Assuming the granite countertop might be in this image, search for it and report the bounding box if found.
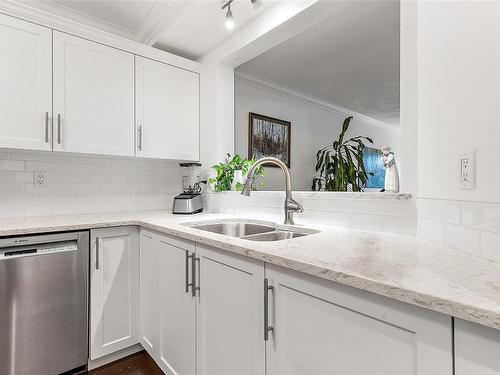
[1,210,499,330]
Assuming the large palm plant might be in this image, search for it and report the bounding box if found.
[312,116,373,191]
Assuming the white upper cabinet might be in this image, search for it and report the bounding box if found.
[53,31,135,156]
[0,14,200,159]
[0,14,52,151]
[135,56,200,161]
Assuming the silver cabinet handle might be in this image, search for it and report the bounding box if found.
[57,114,62,144]
[95,237,100,270]
[44,112,49,143]
[185,250,194,293]
[192,256,200,298]
[138,126,143,151]
[264,278,274,341]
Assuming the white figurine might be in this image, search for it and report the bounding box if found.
[381,146,399,193]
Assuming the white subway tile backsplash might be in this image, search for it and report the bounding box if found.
[299,210,351,228]
[383,215,417,235]
[336,199,366,213]
[417,198,500,261]
[0,172,10,183]
[350,213,385,232]
[431,200,461,224]
[25,161,53,172]
[461,201,500,234]
[0,205,24,217]
[365,200,401,216]
[481,231,500,262]
[418,218,445,244]
[66,174,90,184]
[416,199,432,219]
[0,160,25,171]
[445,224,481,256]
[206,192,416,235]
[0,149,181,218]
[399,200,418,217]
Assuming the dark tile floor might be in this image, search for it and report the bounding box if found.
[89,351,163,375]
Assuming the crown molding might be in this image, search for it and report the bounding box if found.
[235,70,400,132]
[24,0,137,39]
[0,0,200,73]
[139,1,193,46]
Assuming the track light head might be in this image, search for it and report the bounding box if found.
[225,4,234,29]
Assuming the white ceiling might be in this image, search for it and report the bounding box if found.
[237,0,400,126]
[153,0,274,59]
[22,0,274,59]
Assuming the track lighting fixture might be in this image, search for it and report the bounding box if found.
[225,2,234,29]
[222,0,258,30]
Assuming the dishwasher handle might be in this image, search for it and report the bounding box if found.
[4,248,37,257]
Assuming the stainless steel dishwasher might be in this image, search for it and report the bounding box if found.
[0,231,89,375]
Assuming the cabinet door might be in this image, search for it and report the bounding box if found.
[266,264,452,375]
[139,229,159,357]
[0,14,52,151]
[53,31,134,156]
[455,319,500,375]
[90,227,139,359]
[136,56,199,160]
[196,245,265,375]
[157,234,196,375]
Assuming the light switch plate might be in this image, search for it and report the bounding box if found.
[459,151,475,189]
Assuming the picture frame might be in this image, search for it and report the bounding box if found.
[248,112,291,168]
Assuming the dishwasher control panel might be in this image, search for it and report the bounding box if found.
[0,241,78,259]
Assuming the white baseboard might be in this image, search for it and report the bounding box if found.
[87,344,144,371]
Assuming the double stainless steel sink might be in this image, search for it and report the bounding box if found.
[184,220,317,242]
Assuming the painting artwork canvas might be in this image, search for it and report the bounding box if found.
[248,113,291,167]
[363,147,385,189]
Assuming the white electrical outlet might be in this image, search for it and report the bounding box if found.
[33,171,46,187]
[459,151,476,189]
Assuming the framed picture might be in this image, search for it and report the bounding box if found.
[248,113,291,167]
[363,147,385,190]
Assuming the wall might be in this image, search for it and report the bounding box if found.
[417,2,500,203]
[407,2,500,262]
[234,78,401,191]
[0,149,181,218]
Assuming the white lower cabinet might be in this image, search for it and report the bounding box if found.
[139,230,197,375]
[196,245,265,375]
[265,264,453,375]
[90,227,140,360]
[454,319,500,375]
[136,230,456,375]
[139,231,264,375]
[139,230,159,356]
[157,235,197,375]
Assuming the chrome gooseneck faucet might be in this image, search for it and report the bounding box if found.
[241,156,303,225]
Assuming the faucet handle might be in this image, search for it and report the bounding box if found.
[286,197,303,213]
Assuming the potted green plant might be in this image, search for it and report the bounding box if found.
[209,153,264,192]
[312,116,373,192]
